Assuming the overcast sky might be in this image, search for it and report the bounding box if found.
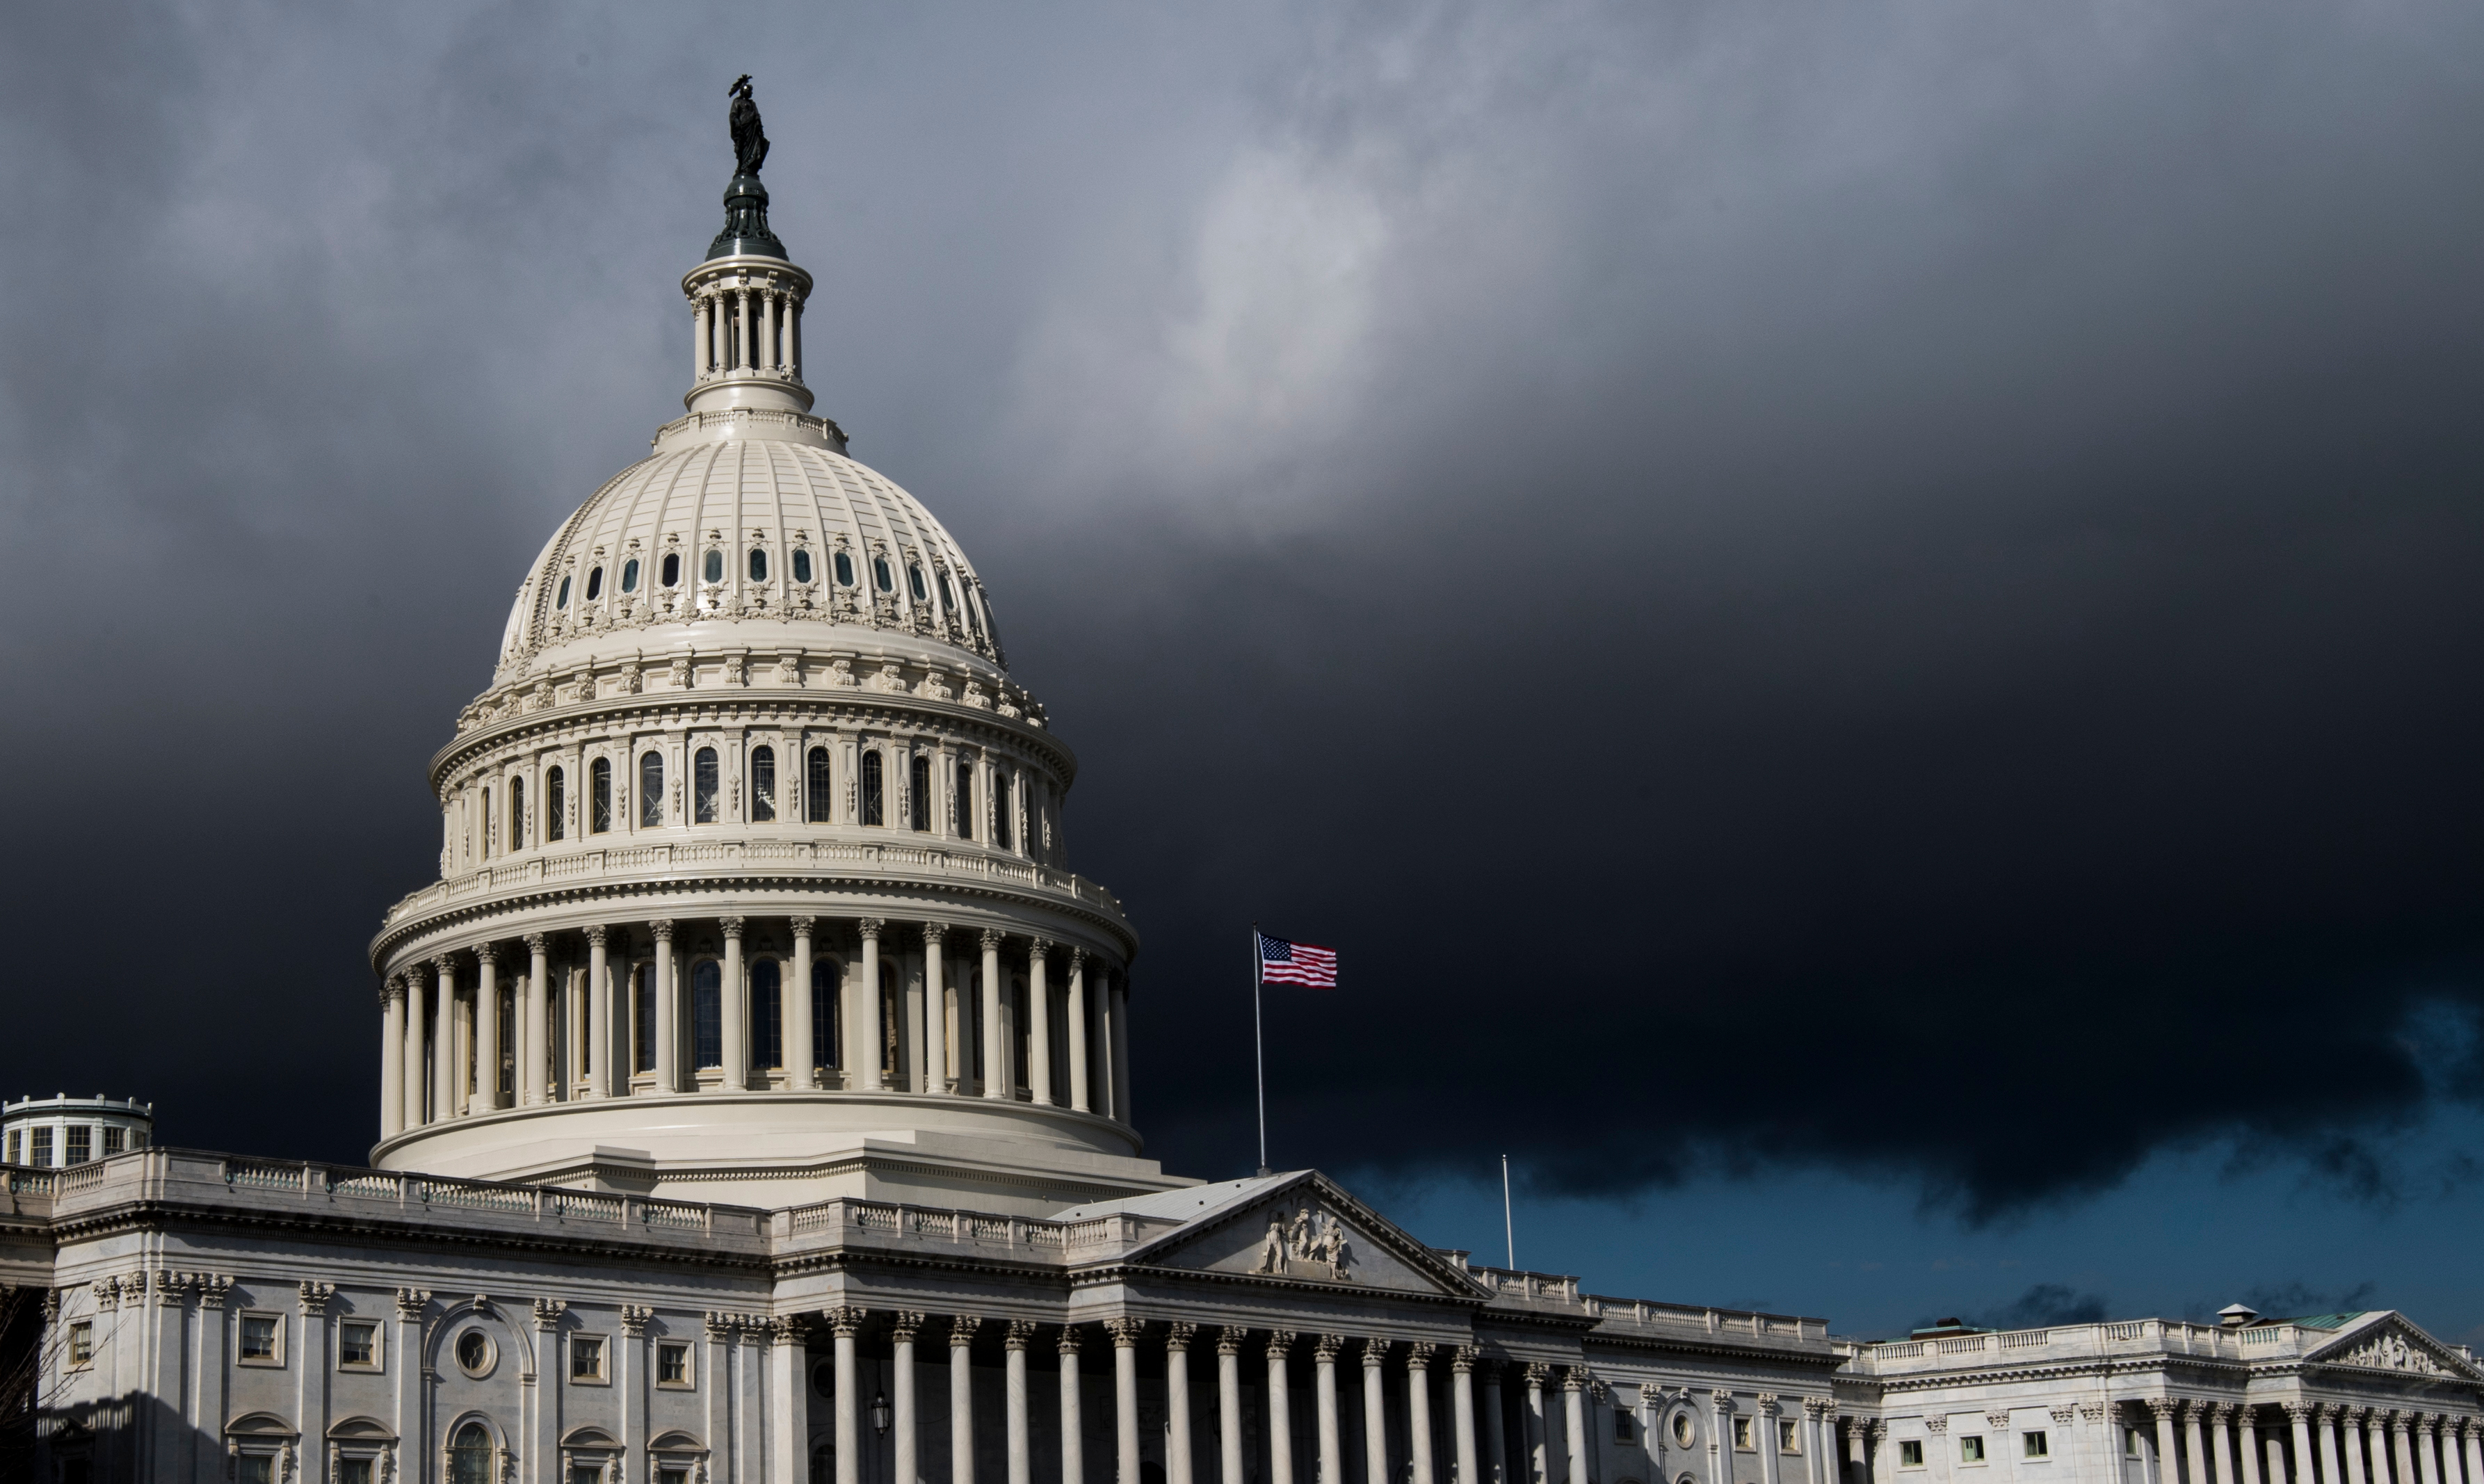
[7,1,2484,1339]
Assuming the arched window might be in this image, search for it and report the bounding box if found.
[860,752,885,827]
[993,773,1013,850]
[833,551,855,586]
[751,746,776,822]
[480,787,493,858]
[590,759,611,833]
[909,756,930,831]
[703,549,724,584]
[751,959,782,1070]
[447,1423,494,1484]
[953,761,974,838]
[792,549,813,583]
[693,960,723,1070]
[749,548,768,582]
[555,575,572,609]
[621,557,640,593]
[813,960,839,1072]
[661,551,681,588]
[806,748,833,823]
[908,564,928,602]
[585,566,604,601]
[640,752,664,828]
[546,766,566,841]
[633,962,656,1073]
[693,748,719,823]
[812,1442,836,1484]
[508,776,526,851]
[873,556,894,592]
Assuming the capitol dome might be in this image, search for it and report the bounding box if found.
[366,144,1171,1215]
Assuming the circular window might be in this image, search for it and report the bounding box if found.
[555,575,571,609]
[792,549,813,583]
[908,565,928,602]
[662,551,681,588]
[703,549,725,584]
[585,566,604,601]
[749,549,769,582]
[1672,1413,1694,1447]
[833,551,855,586]
[873,557,894,592]
[455,1328,494,1377]
[621,558,640,593]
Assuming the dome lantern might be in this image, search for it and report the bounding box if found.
[681,76,815,424]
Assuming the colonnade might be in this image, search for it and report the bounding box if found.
[378,917,1131,1139]
[806,1316,1554,1484]
[693,279,801,384]
[2134,1401,2484,1484]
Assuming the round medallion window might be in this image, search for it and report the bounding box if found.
[1672,1413,1694,1447]
[455,1328,495,1377]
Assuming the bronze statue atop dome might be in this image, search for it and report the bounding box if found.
[708,75,786,260]
[729,73,769,175]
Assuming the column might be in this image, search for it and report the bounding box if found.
[720,917,749,1090]
[1267,1331,1298,1484]
[2346,1412,2373,1484]
[2191,1406,2216,1484]
[403,966,428,1127]
[2289,1408,2321,1484]
[1567,1373,1592,1484]
[2242,1409,2266,1484]
[1528,1367,1552,1484]
[2401,1415,2423,1484]
[981,930,1007,1098]
[736,288,752,371]
[478,943,506,1111]
[2422,1419,2446,1484]
[2460,1420,2482,1484]
[830,1307,866,1484]
[2150,1404,2181,1484]
[524,933,549,1105]
[1167,1324,1197,1484]
[1088,962,1113,1119]
[1221,1328,1249,1484]
[1008,1321,1037,1484]
[1484,1363,1508,1484]
[2317,1409,2344,1484]
[652,921,678,1091]
[694,296,711,380]
[1411,1345,1439,1484]
[1114,1320,1147,1484]
[2271,1435,2292,1484]
[2209,1407,2240,1484]
[922,925,948,1093]
[431,955,458,1120]
[762,289,779,372]
[790,918,818,1090]
[379,978,406,1138]
[1314,1337,1344,1484]
[1029,942,1054,1105]
[894,1312,924,1484]
[953,1317,983,1484]
[771,1318,805,1484]
[1066,950,1091,1112]
[860,919,887,1090]
[1365,1341,1392,1484]
[1108,974,1134,1122]
[1453,1349,1481,1484]
[1060,1326,1086,1484]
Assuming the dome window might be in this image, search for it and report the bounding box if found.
[620,558,640,593]
[750,745,776,821]
[589,759,612,833]
[962,593,983,636]
[873,557,894,592]
[703,549,724,584]
[693,747,720,824]
[585,566,604,602]
[806,747,834,822]
[661,552,681,588]
[860,751,885,826]
[639,752,663,828]
[748,549,768,582]
[833,551,855,586]
[792,549,813,583]
[555,576,572,609]
[940,574,958,611]
[908,564,928,602]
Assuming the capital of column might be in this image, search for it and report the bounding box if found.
[586,924,611,947]
[2284,1404,2314,1423]
[1848,1418,1871,1439]
[430,953,456,976]
[1868,1421,1891,1442]
[889,1310,926,1344]
[380,975,404,1008]
[1987,1410,2012,1431]
[1265,1330,1298,1360]
[1107,1317,1147,1348]
[1362,1338,1389,1369]
[823,1305,869,1337]
[720,916,746,940]
[1526,1363,1554,1389]
[2392,1413,2417,1437]
[767,1316,806,1348]
[1452,1345,1478,1373]
[475,941,501,967]
[1067,946,1086,971]
[1030,937,1052,963]
[1006,1318,1039,1350]
[981,927,1006,951]
[523,932,547,953]
[922,921,947,949]
[1924,1417,1949,1436]
[2207,1403,2234,1426]
[1216,1326,1248,1357]
[392,1287,430,1319]
[650,919,675,943]
[1408,1341,1437,1369]
[620,1305,653,1337]
[949,1315,983,1348]
[790,916,816,939]
[1314,1334,1345,1362]
[1165,1321,1197,1351]
[1059,1325,1085,1356]
[2076,1404,2106,1426]
[858,917,884,942]
[298,1280,335,1316]
[531,1297,567,1331]
[2145,1399,2177,1422]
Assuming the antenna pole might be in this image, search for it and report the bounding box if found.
[1501,1154,1515,1270]
[1253,924,1270,1177]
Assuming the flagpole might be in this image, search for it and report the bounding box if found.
[1252,923,1270,1176]
[1501,1154,1515,1270]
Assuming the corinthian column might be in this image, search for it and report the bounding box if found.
[1112,1320,1147,1484]
[431,955,458,1120]
[1410,1344,1438,1484]
[923,924,948,1093]
[2316,1408,2344,1484]
[828,1306,866,1484]
[475,943,502,1111]
[1364,1340,1391,1484]
[523,933,549,1105]
[2346,1411,2372,1484]
[981,929,1007,1098]
[1107,974,1133,1120]
[893,1312,924,1484]
[789,917,817,1090]
[1029,940,1054,1105]
[1220,1328,1248,1484]
[1060,1325,1086,1484]
[2184,1405,2209,1484]
[1007,1320,1037,1484]
[403,965,428,1127]
[1266,1331,1298,1484]
[379,978,406,1137]
[2401,1414,2423,1484]
[2149,1402,2181,1484]
[1314,1336,1344,1484]
[1570,1373,1595,1484]
[652,920,677,1092]
[585,926,612,1098]
[1065,949,1090,1111]
[1166,1323,1197,1484]
[2460,1419,2483,1484]
[2422,1417,2446,1484]
[952,1316,983,1484]
[859,919,886,1090]
[1453,1348,1481,1484]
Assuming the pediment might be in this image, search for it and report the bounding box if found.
[1122,1172,1487,1298]
[2306,1315,2479,1380]
[328,1417,396,1442]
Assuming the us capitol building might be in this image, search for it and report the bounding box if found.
[17,88,2484,1484]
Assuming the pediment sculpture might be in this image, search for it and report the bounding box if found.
[1255,1201,1356,1283]
[2333,1328,2449,1376]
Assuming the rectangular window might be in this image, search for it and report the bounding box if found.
[31,1128,51,1167]
[752,745,777,822]
[572,1334,608,1382]
[548,766,567,841]
[570,1469,605,1484]
[2024,1433,2049,1460]
[954,761,974,837]
[2124,1430,2143,1460]
[4,1130,16,1163]
[238,1458,275,1484]
[339,1321,379,1369]
[1615,1413,1636,1444]
[102,1127,123,1156]
[239,1314,281,1364]
[1782,1421,1801,1453]
[994,773,1013,849]
[807,748,834,823]
[67,1321,92,1366]
[634,962,658,1074]
[658,1340,692,1387]
[1961,1437,1986,1464]
[659,1469,690,1484]
[65,1126,90,1165]
[1734,1419,1755,1451]
[1901,1442,1926,1469]
[640,751,664,828]
[910,756,930,831]
[338,1462,374,1484]
[130,1129,145,1149]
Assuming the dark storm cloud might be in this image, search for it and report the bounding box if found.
[6,2,2484,1218]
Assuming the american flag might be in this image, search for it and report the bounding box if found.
[1257,932,1338,988]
